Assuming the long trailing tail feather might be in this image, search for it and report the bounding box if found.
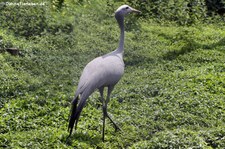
[68,96,79,136]
[68,89,91,137]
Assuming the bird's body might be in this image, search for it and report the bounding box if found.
[76,51,124,98]
[68,4,140,141]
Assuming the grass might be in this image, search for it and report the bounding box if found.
[1,1,225,148]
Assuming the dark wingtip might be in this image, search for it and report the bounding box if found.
[68,96,79,137]
[68,123,73,135]
[68,126,73,137]
[68,115,76,134]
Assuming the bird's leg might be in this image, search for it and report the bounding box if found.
[97,87,104,109]
[102,99,106,142]
[105,86,122,132]
[99,87,106,142]
[106,112,121,132]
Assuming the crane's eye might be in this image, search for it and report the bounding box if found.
[126,7,129,9]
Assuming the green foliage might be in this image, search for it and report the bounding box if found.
[206,0,225,15]
[0,0,75,38]
[0,1,47,38]
[119,0,225,25]
[131,129,208,148]
[0,0,225,148]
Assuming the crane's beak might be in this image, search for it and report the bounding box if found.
[131,8,141,14]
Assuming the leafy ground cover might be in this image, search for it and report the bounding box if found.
[0,0,225,148]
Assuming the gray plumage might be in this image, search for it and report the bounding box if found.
[68,4,141,141]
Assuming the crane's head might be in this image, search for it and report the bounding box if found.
[115,5,141,17]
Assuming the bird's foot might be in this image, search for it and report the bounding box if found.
[114,125,122,132]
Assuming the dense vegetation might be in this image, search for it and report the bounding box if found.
[0,0,225,148]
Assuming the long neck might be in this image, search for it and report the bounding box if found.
[115,13,124,53]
